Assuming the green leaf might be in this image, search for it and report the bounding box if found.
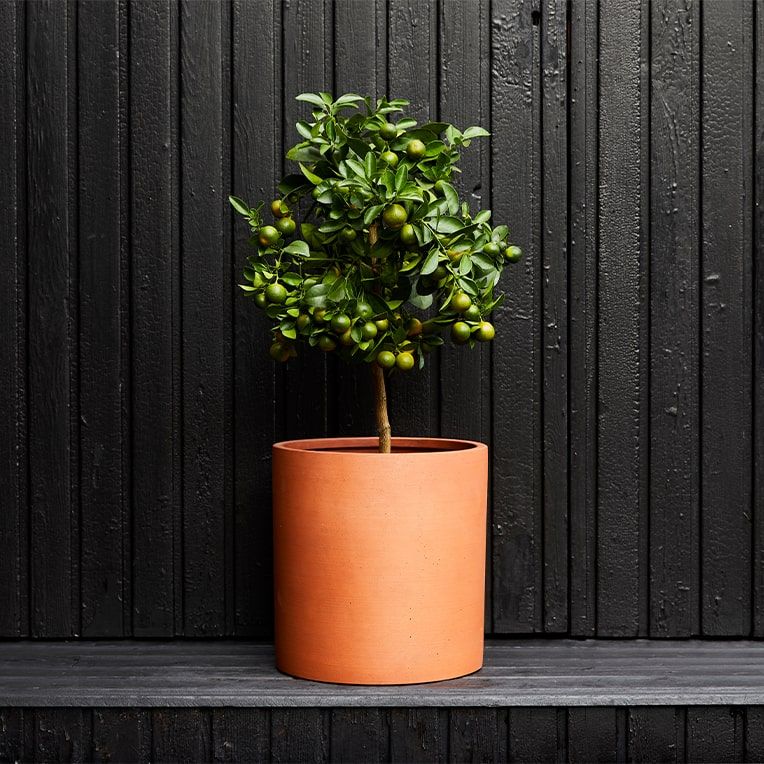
[282,240,310,258]
[433,216,464,234]
[295,121,313,140]
[441,182,460,215]
[228,195,250,216]
[345,158,366,178]
[459,253,472,275]
[304,283,331,307]
[492,225,509,242]
[299,163,323,186]
[463,126,491,140]
[296,92,327,109]
[363,204,384,225]
[408,292,433,310]
[420,248,439,275]
[335,93,364,107]
[364,151,376,178]
[474,209,491,224]
[394,165,408,193]
[319,91,334,105]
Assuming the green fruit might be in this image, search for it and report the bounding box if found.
[382,203,408,230]
[258,225,280,247]
[312,187,322,200]
[449,292,472,313]
[265,283,287,304]
[318,334,337,352]
[406,138,426,159]
[505,245,523,263]
[380,150,399,167]
[376,350,396,369]
[254,292,268,309]
[374,318,389,332]
[464,305,481,321]
[296,314,311,331]
[271,199,287,218]
[476,321,495,341]
[313,308,327,324]
[339,328,355,346]
[340,227,357,242]
[379,122,398,141]
[400,223,417,246]
[355,301,373,319]
[483,242,501,256]
[331,314,351,333]
[269,342,289,362]
[396,351,415,371]
[451,321,471,344]
[406,317,423,337]
[362,321,378,340]
[275,216,296,235]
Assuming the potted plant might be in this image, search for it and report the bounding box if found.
[231,93,522,685]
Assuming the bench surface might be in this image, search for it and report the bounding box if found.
[2,639,762,707]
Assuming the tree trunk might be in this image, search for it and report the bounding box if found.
[371,362,392,454]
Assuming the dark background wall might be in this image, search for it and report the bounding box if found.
[0,0,761,639]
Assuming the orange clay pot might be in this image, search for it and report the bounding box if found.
[272,436,488,685]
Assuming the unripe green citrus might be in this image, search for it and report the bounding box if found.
[396,351,415,371]
[374,318,389,332]
[362,321,378,339]
[254,292,268,309]
[318,334,336,352]
[406,138,426,159]
[258,225,280,247]
[355,301,373,319]
[340,227,357,242]
[484,242,501,256]
[331,314,351,333]
[275,216,296,235]
[376,350,395,369]
[271,199,287,218]
[464,305,481,321]
[382,204,408,230]
[380,150,399,167]
[476,321,495,341]
[449,292,472,313]
[379,122,398,141]
[505,245,523,263]
[400,223,417,246]
[451,321,471,344]
[265,283,287,304]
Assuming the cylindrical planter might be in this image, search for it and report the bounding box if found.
[272,436,488,685]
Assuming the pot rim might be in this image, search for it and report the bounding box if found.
[273,436,487,455]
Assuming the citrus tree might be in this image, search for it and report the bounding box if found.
[231,92,522,453]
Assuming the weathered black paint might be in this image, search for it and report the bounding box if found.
[0,0,761,639]
[3,706,764,763]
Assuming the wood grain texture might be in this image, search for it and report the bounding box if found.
[0,0,26,638]
[212,708,269,763]
[26,0,76,638]
[700,0,754,636]
[686,706,745,763]
[271,708,328,763]
[449,708,508,762]
[129,0,180,637]
[627,707,685,763]
[568,0,599,638]
[596,0,646,637]
[330,708,388,762]
[179,0,230,636]
[34,708,88,763]
[491,0,543,634]
[567,708,618,764]
[152,709,211,763]
[231,0,280,637]
[755,0,764,639]
[92,709,150,764]
[389,708,448,763]
[649,0,701,638]
[508,707,563,763]
[78,0,126,639]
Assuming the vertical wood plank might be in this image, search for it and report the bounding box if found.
[596,0,646,637]
[745,707,764,761]
[180,0,229,636]
[331,0,386,441]
[153,710,211,763]
[92,709,150,764]
[27,0,76,638]
[34,709,88,763]
[0,0,27,638]
[439,0,493,633]
[628,707,685,763]
[568,0,599,637]
[231,0,280,637]
[491,0,543,634]
[649,0,701,638]
[0,709,26,764]
[755,0,764,639]
[271,709,328,763]
[330,709,388,763]
[540,0,569,634]
[281,0,332,441]
[567,708,618,764]
[389,709,448,763]
[686,707,745,763]
[508,708,563,763]
[130,0,180,637]
[78,0,125,638]
[700,0,754,636]
[449,709,508,763]
[386,0,440,441]
[212,709,270,763]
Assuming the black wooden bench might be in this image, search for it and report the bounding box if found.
[2,639,764,761]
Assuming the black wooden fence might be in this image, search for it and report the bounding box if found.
[0,0,761,640]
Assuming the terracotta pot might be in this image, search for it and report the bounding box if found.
[272,436,488,685]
